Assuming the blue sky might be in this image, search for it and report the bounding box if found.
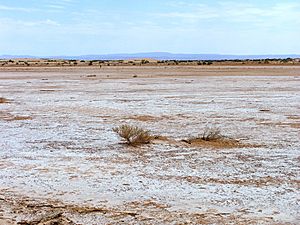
[0,0,299,55]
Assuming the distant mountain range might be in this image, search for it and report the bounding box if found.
[1,52,300,60]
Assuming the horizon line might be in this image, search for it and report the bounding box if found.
[1,52,300,56]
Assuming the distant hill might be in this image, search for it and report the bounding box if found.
[1,52,300,60]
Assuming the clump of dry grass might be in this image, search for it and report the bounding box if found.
[200,126,223,141]
[181,127,254,148]
[183,126,224,144]
[113,124,153,146]
[0,97,10,103]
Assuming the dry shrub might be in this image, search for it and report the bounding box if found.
[184,126,223,144]
[201,126,223,141]
[182,127,255,148]
[113,124,153,146]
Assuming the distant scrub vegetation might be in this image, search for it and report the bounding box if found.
[0,57,298,67]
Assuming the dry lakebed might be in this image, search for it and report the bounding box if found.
[0,65,299,224]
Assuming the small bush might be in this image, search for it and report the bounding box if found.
[201,126,222,141]
[113,125,153,146]
[141,59,149,64]
[184,126,223,144]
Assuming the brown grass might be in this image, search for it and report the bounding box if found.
[113,124,154,146]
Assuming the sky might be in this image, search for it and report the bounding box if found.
[0,0,299,56]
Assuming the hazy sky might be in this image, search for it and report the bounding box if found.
[0,0,299,55]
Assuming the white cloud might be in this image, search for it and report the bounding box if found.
[157,10,218,20]
[44,0,74,11]
[0,18,60,27]
[46,4,65,9]
[159,1,300,26]
[0,4,37,12]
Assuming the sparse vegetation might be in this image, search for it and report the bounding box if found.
[183,126,224,144]
[0,58,299,68]
[141,59,149,64]
[113,124,153,146]
[201,126,223,141]
[180,126,253,148]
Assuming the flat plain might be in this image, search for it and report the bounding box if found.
[0,65,299,224]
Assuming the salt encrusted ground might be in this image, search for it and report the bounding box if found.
[0,66,299,224]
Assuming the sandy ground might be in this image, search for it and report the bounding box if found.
[0,66,299,224]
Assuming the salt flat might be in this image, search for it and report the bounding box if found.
[0,66,299,224]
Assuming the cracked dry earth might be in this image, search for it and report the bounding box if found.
[0,66,299,224]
